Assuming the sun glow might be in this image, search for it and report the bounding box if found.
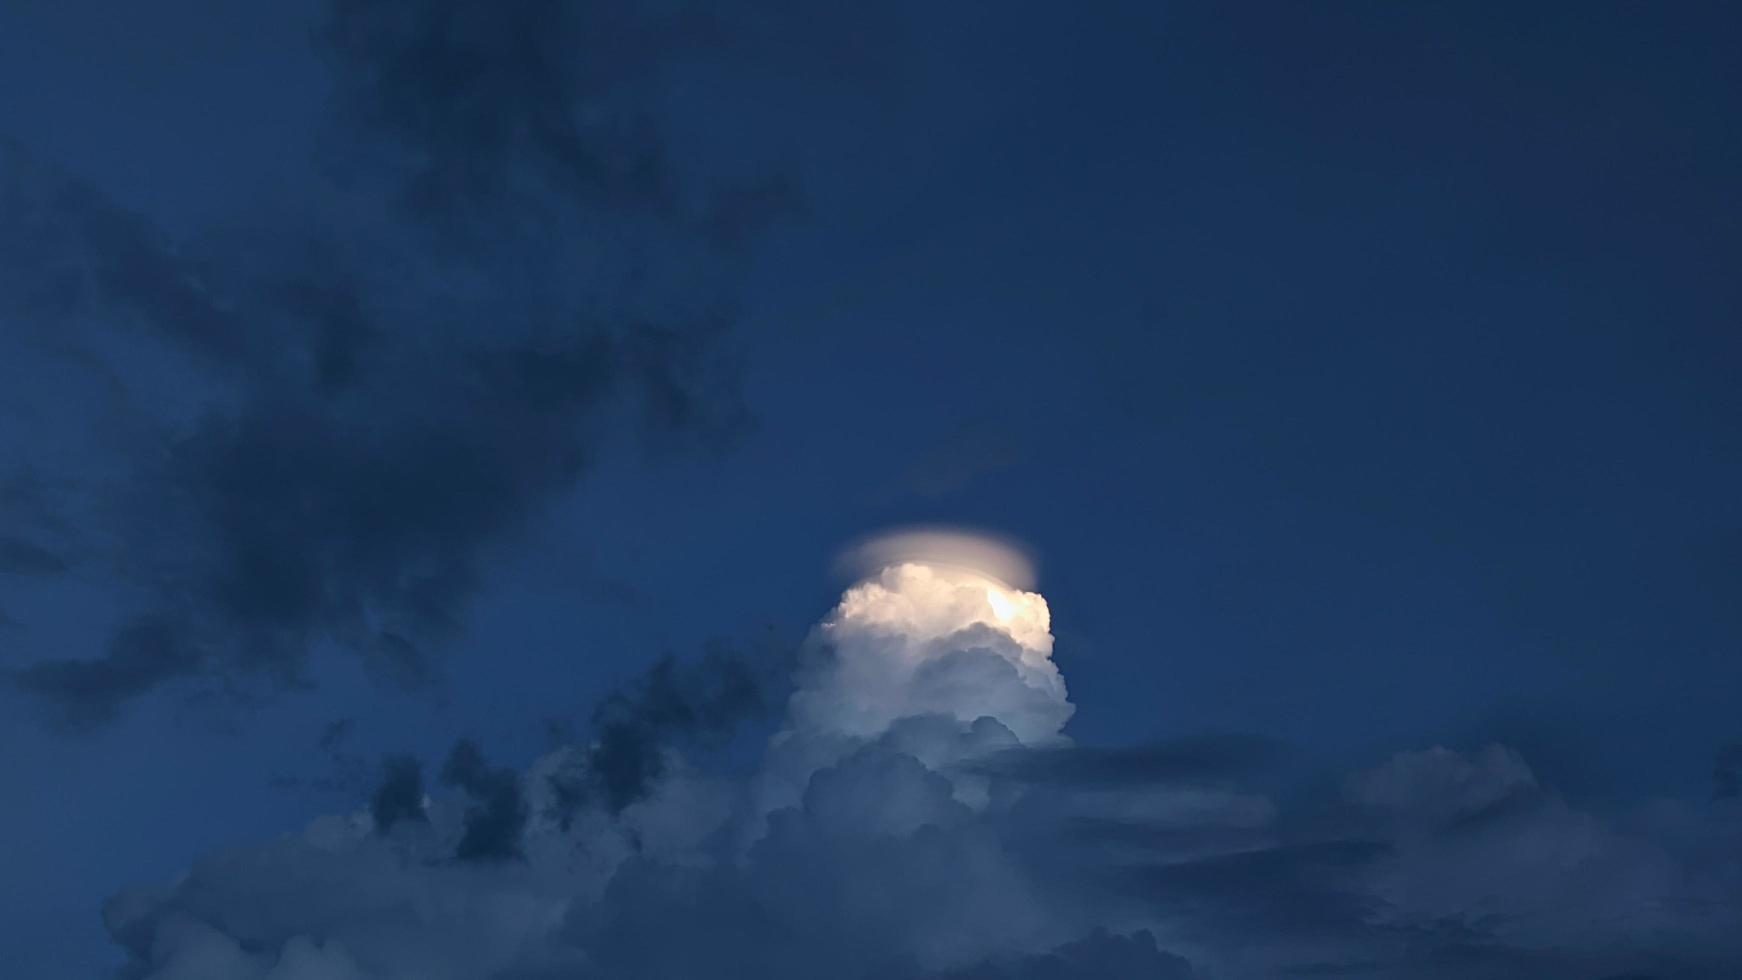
[985,586,1016,622]
[830,562,1054,657]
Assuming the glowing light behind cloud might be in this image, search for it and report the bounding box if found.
[792,529,1073,743]
[834,526,1039,591]
[830,563,1055,660]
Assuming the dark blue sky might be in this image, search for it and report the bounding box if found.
[2,3,1739,978]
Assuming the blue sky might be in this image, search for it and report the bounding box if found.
[1,2,1739,977]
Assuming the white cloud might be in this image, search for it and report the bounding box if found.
[788,562,1073,745]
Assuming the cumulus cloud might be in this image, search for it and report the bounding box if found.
[788,562,1072,745]
[98,543,1742,978]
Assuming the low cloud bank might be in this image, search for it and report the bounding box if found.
[105,555,1742,979]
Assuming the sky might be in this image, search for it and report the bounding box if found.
[0,2,1739,978]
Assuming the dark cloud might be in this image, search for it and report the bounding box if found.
[313,0,812,270]
[10,615,201,730]
[440,738,527,862]
[1,0,790,728]
[700,173,805,249]
[71,335,622,704]
[992,734,1742,978]
[1050,818,1277,861]
[1120,839,1391,945]
[0,475,76,577]
[556,644,772,819]
[0,138,242,362]
[0,473,75,542]
[370,754,427,833]
[1716,742,1742,802]
[319,717,355,756]
[0,534,66,575]
[316,0,698,219]
[963,733,1283,789]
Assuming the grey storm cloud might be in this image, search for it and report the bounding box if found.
[0,0,792,727]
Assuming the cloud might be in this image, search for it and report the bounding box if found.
[0,534,66,575]
[554,645,773,821]
[788,562,1073,745]
[99,556,1149,979]
[0,138,242,363]
[699,173,805,249]
[441,739,531,863]
[1,0,800,727]
[369,755,426,833]
[101,647,1742,974]
[317,0,692,219]
[271,718,377,797]
[1103,745,1742,979]
[97,548,1742,977]
[0,474,77,578]
[313,0,809,252]
[1715,742,1742,802]
[11,615,203,731]
[965,734,1283,790]
[1343,743,1540,832]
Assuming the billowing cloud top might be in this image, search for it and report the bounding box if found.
[790,558,1072,744]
